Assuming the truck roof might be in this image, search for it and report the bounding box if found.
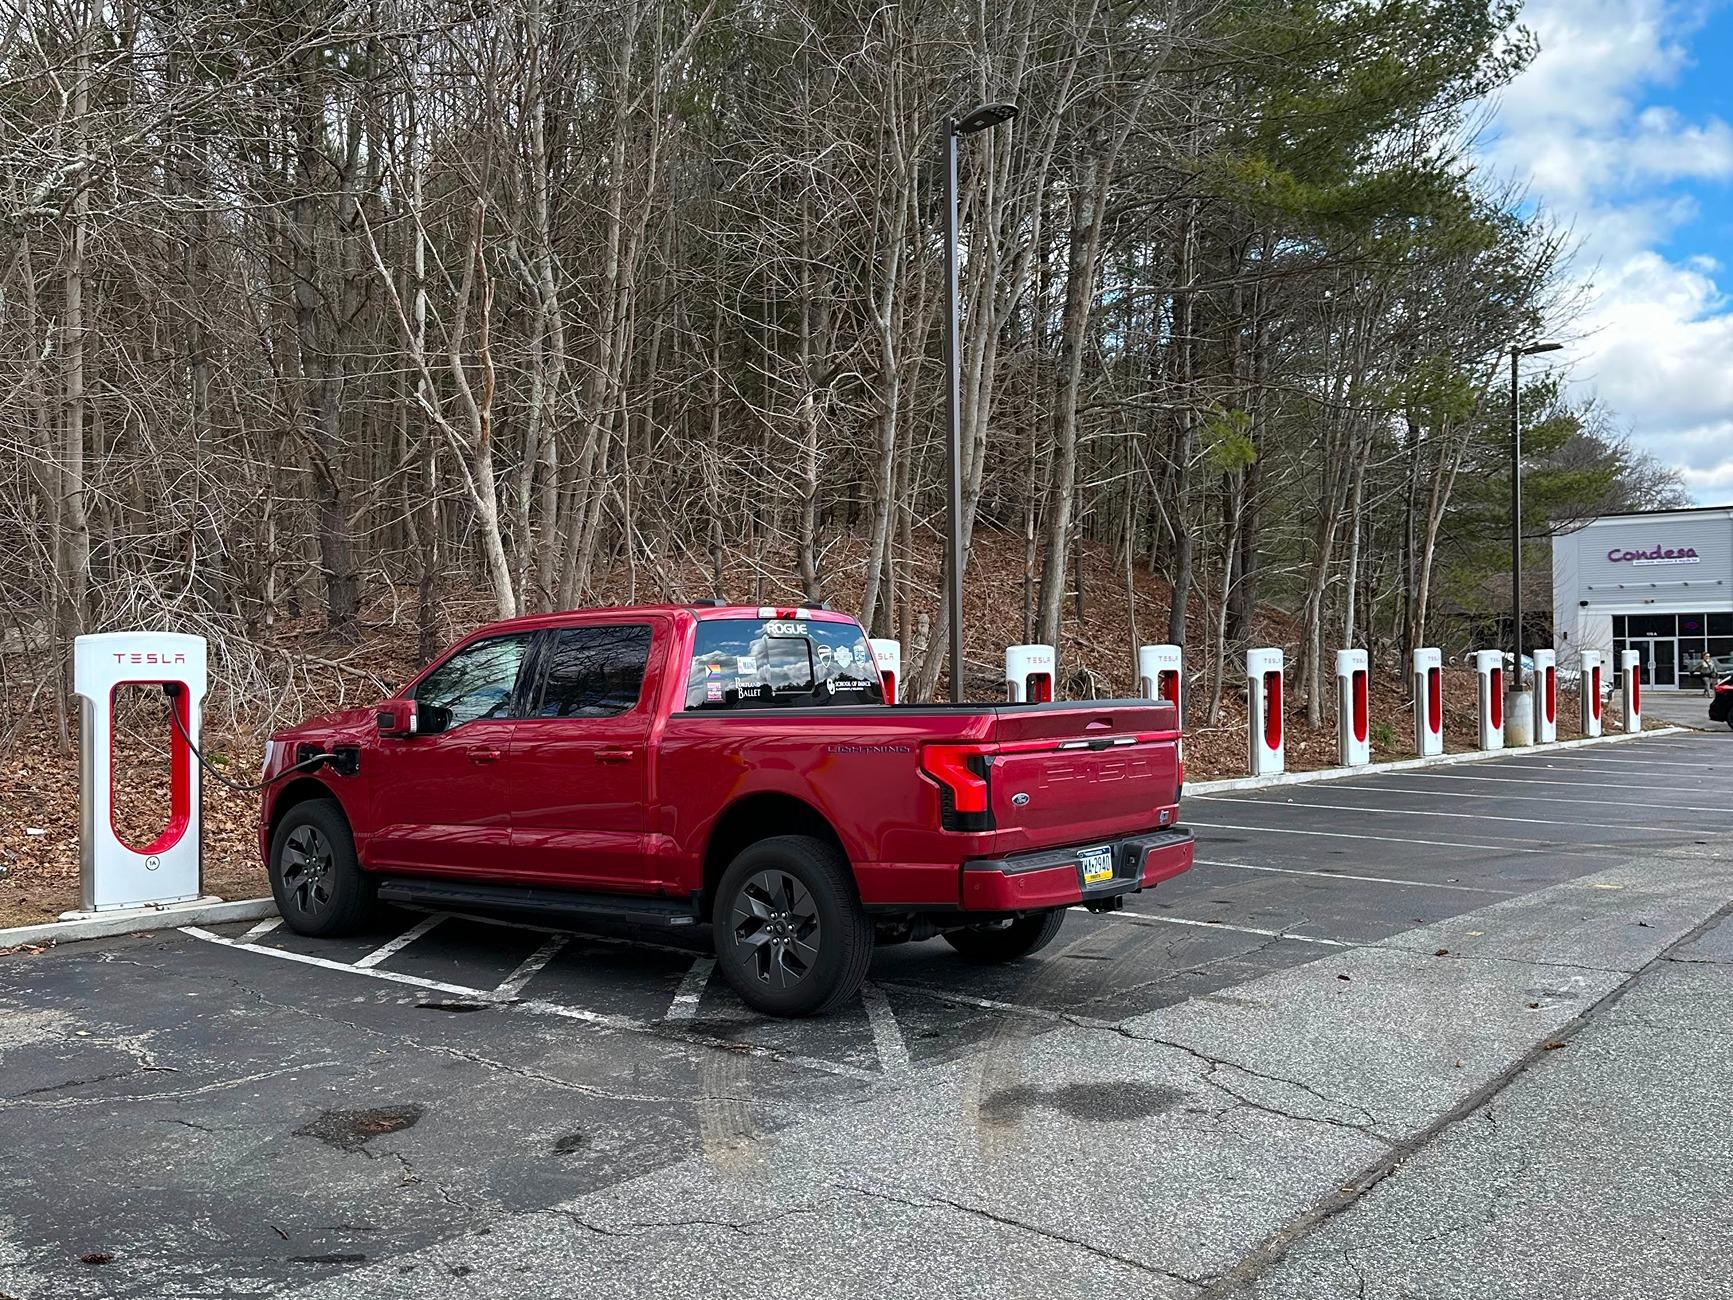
[471,603,861,638]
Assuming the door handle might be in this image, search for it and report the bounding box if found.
[595,747,635,764]
[466,745,504,763]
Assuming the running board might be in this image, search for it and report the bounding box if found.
[375,878,702,927]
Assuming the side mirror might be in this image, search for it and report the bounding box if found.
[376,699,418,738]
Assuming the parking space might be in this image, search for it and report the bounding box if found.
[2,728,1728,1298]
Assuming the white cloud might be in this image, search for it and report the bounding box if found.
[1484,0,1733,502]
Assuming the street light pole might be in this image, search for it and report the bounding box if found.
[1509,339,1561,741]
[942,102,1017,703]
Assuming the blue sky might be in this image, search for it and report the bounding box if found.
[1479,0,1733,502]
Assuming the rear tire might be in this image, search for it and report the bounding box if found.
[268,799,375,937]
[944,909,1066,963]
[712,835,873,1017]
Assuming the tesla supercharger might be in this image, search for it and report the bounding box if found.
[1005,644,1055,703]
[869,638,901,705]
[1246,647,1285,776]
[1473,649,1505,752]
[72,631,207,912]
[1413,647,1444,758]
[1335,648,1371,767]
[1138,644,1183,716]
[1580,649,1605,738]
[1532,647,1558,744]
[1620,648,1642,732]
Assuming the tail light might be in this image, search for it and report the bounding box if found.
[920,743,996,831]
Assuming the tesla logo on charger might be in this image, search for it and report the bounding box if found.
[111,651,189,665]
[1606,544,1700,567]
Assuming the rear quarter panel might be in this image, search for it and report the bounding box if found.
[655,707,994,905]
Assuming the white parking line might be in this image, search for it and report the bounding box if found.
[234,918,282,946]
[859,983,912,1075]
[183,926,492,999]
[1102,910,1352,947]
[1476,758,1725,779]
[1194,858,1514,894]
[1190,793,1693,835]
[664,957,715,1021]
[493,935,568,1000]
[354,913,446,969]
[1500,752,1724,769]
[1318,779,1731,816]
[516,996,876,1081]
[1184,820,1587,855]
[180,925,875,1082]
[872,981,1123,1031]
[1356,769,1723,796]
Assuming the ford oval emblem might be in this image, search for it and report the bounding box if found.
[1011,792,1031,807]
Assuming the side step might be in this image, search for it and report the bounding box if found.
[375,878,702,927]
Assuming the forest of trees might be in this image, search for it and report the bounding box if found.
[1,0,1690,732]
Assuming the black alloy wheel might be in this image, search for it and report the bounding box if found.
[730,869,822,990]
[269,799,375,937]
[712,835,873,1017]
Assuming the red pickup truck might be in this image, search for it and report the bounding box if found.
[259,604,1192,1015]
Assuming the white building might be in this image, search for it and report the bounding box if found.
[1552,505,1733,690]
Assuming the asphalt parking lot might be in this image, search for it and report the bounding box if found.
[2,728,1730,1298]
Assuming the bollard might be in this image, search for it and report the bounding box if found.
[1335,648,1370,767]
[869,638,901,705]
[1413,647,1444,758]
[1532,648,1557,744]
[1137,644,1183,719]
[1246,647,1285,776]
[72,632,208,912]
[1620,648,1642,732]
[1580,649,1604,738]
[1473,649,1505,751]
[1005,644,1055,704]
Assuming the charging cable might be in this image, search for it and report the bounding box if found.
[161,684,333,793]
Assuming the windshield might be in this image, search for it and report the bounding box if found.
[685,617,884,710]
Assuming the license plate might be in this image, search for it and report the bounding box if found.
[1079,846,1114,885]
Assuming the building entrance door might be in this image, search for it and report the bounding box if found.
[1634,638,1678,689]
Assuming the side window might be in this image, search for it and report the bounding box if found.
[413,634,532,734]
[530,625,653,718]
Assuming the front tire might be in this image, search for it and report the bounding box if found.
[268,799,375,937]
[944,909,1066,963]
[712,835,873,1017]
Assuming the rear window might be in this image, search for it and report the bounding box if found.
[685,618,883,710]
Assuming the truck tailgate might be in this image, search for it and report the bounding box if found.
[985,701,1180,851]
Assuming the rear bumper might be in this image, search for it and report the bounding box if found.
[959,828,1195,912]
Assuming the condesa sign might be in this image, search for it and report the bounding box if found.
[1606,543,1702,567]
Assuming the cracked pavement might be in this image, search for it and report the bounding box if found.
[2,729,1731,1298]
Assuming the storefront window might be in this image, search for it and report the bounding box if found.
[1627,613,1677,638]
[1710,614,1733,637]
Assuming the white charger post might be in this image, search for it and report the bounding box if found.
[1413,648,1444,757]
[1335,648,1370,767]
[1532,647,1557,744]
[1620,648,1642,732]
[1005,644,1055,703]
[869,638,901,704]
[1473,649,1505,752]
[1138,644,1183,716]
[72,632,208,912]
[1246,647,1285,776]
[1580,649,1604,738]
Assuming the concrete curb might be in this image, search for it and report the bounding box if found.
[1190,725,1689,795]
[0,895,277,952]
